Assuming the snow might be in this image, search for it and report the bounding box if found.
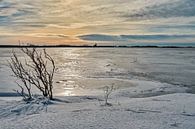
[0,48,195,128]
[0,93,195,129]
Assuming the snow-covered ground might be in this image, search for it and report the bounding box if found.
[0,48,195,128]
[0,93,195,129]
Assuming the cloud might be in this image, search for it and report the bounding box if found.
[78,34,122,41]
[123,0,195,20]
[1,0,195,27]
[79,34,195,42]
[0,0,195,44]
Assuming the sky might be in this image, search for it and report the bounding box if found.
[0,0,195,45]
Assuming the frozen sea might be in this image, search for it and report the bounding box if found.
[0,48,195,96]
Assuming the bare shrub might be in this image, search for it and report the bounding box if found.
[8,48,55,100]
[103,83,115,106]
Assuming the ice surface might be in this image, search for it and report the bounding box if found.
[0,48,195,96]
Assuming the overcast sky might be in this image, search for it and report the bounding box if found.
[0,0,195,45]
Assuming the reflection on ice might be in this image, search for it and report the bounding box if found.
[63,88,75,96]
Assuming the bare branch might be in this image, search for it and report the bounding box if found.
[8,48,56,100]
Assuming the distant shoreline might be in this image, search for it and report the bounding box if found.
[0,45,195,48]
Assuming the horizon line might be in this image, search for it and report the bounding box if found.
[0,44,195,48]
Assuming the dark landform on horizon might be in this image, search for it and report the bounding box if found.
[0,44,195,48]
